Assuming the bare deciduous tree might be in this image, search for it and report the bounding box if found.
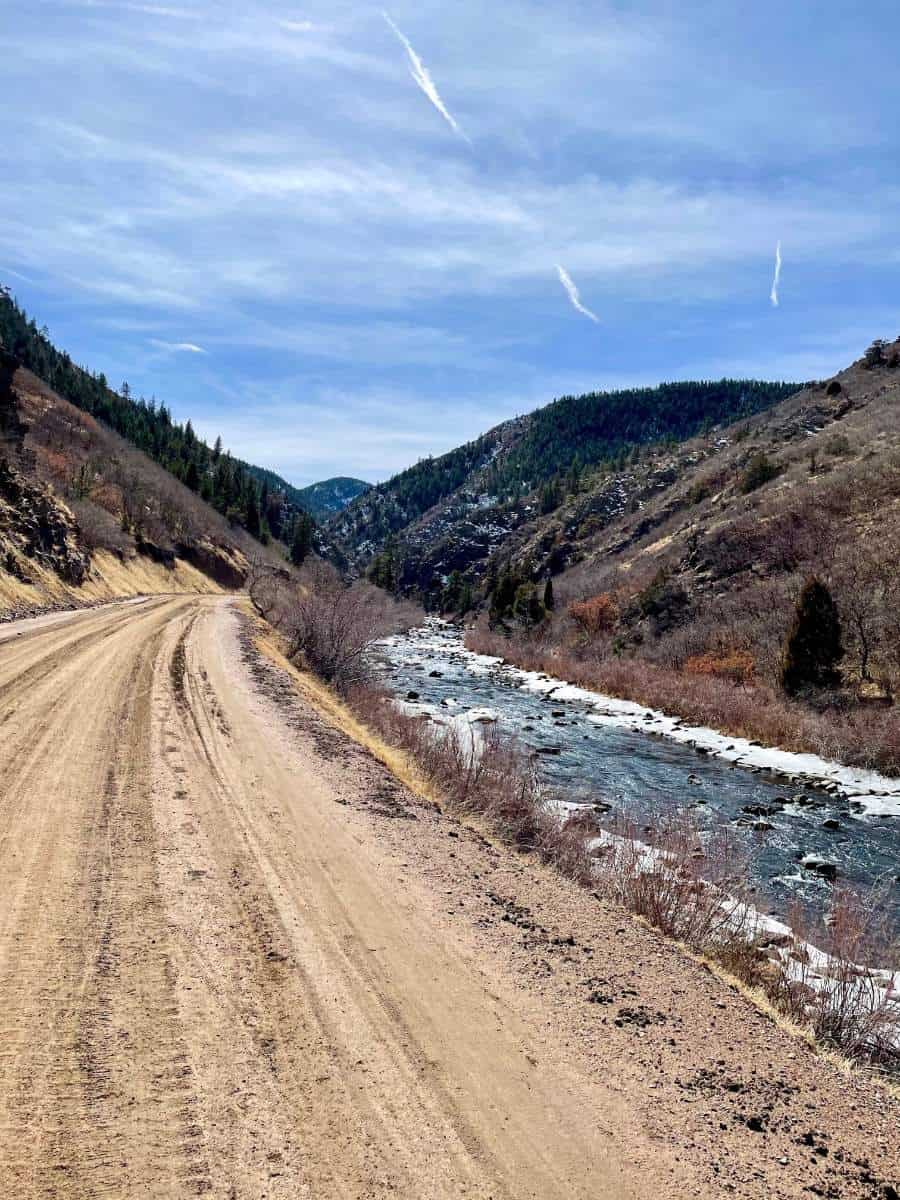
[251,557,410,691]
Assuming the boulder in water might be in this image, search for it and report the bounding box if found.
[800,855,838,882]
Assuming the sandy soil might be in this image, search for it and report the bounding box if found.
[0,595,895,1199]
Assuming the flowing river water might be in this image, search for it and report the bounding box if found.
[376,621,899,939]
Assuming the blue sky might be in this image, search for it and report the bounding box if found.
[4,0,899,484]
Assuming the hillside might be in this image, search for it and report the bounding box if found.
[0,351,254,616]
[323,378,800,597]
[0,290,311,543]
[465,336,900,773]
[294,475,371,520]
[239,467,367,521]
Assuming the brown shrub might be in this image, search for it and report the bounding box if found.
[776,891,899,1074]
[594,810,752,949]
[252,557,412,692]
[685,648,755,685]
[68,497,131,556]
[568,592,618,638]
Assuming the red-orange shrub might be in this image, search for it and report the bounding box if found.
[684,648,755,685]
[568,592,618,637]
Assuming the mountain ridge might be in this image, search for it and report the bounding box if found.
[322,377,802,597]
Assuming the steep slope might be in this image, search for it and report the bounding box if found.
[323,379,799,593]
[467,336,900,771]
[0,290,292,539]
[0,356,251,616]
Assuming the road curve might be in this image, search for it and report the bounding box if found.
[0,595,649,1199]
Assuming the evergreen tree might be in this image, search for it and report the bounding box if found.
[543,576,555,611]
[489,568,519,625]
[513,584,545,627]
[244,485,261,538]
[290,512,314,566]
[780,577,844,695]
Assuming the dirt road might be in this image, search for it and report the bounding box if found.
[0,596,895,1199]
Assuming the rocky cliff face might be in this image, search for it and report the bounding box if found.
[0,352,89,588]
[0,360,252,616]
[0,458,90,587]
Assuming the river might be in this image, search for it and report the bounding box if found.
[376,621,899,938]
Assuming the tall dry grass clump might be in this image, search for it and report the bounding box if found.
[592,810,753,949]
[346,685,595,885]
[775,890,900,1074]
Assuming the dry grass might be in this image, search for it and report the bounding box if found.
[344,682,596,885]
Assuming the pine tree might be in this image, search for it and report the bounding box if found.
[458,581,473,615]
[543,576,555,611]
[244,485,261,538]
[290,512,314,566]
[780,577,844,695]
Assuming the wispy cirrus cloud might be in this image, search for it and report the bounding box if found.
[770,240,783,307]
[556,264,599,323]
[150,338,207,354]
[382,11,470,142]
[6,0,900,485]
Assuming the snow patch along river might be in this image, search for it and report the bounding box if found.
[376,620,899,935]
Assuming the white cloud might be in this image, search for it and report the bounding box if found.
[556,264,599,323]
[382,12,470,142]
[279,19,316,34]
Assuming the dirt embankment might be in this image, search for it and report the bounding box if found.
[0,595,895,1199]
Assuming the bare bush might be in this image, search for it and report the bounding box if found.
[68,497,131,556]
[253,558,409,691]
[784,889,900,1072]
[344,686,594,885]
[593,809,752,950]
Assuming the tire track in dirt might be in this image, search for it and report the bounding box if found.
[138,600,648,1199]
[0,597,213,1197]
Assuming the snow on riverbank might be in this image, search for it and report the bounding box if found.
[380,621,900,820]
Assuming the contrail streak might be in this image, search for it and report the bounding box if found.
[556,265,599,323]
[150,339,207,354]
[382,11,470,142]
[770,240,782,308]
